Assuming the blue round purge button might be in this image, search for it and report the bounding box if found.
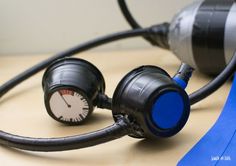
[151,91,184,129]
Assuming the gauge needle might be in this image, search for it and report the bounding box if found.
[59,92,71,108]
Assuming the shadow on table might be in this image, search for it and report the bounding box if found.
[131,135,188,154]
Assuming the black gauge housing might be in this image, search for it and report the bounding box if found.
[42,58,105,125]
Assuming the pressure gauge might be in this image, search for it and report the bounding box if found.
[47,88,91,124]
[42,58,105,125]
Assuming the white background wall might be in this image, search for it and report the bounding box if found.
[0,0,194,55]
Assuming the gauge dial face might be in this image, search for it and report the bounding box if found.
[49,89,90,124]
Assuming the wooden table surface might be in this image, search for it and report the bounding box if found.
[0,49,231,166]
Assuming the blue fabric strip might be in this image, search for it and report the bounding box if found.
[178,75,236,166]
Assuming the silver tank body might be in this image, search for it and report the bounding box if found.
[168,0,236,73]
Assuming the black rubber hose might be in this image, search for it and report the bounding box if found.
[0,28,150,98]
[0,27,235,107]
[0,28,151,152]
[0,118,130,152]
[0,24,235,152]
[189,52,236,105]
[117,0,141,29]
[117,0,159,46]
